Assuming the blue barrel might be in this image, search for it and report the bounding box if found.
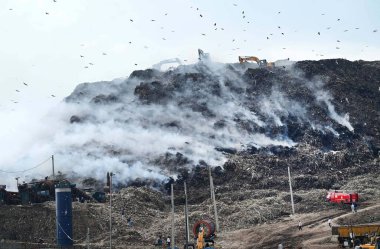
[55,183,73,247]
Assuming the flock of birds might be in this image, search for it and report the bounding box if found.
[6,1,379,105]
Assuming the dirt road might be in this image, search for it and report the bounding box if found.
[219,203,380,249]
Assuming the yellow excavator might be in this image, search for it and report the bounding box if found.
[238,56,275,68]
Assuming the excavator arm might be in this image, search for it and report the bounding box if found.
[239,56,260,63]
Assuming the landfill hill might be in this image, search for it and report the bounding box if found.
[1,59,380,248]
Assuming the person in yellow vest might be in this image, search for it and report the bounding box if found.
[197,226,205,249]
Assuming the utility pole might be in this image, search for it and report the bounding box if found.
[15,177,20,187]
[171,183,175,249]
[86,227,90,249]
[288,167,295,215]
[109,172,114,249]
[208,166,219,232]
[184,182,189,249]
[51,155,55,179]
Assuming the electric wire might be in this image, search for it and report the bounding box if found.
[0,156,51,174]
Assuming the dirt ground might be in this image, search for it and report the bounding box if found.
[219,203,380,249]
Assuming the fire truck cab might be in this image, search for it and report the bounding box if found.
[326,190,359,204]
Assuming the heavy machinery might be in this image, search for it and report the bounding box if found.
[332,224,380,247]
[198,49,210,61]
[152,58,182,71]
[360,238,380,249]
[238,56,275,68]
[193,219,217,249]
[326,190,359,205]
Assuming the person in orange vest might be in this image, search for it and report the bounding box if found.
[196,226,205,249]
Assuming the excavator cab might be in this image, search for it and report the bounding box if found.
[258,59,268,67]
[238,56,275,68]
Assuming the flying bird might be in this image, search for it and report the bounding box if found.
[51,95,56,97]
[200,14,203,17]
[151,19,155,22]
[318,32,320,35]
[242,11,244,14]
[337,18,340,21]
[130,19,133,22]
[80,55,84,58]
[373,29,378,33]
[242,15,245,18]
[278,11,281,14]
[201,33,206,36]
[337,40,341,42]
[15,90,20,92]
[134,63,138,66]
[89,63,94,65]
[45,12,49,15]
[278,26,281,29]
[344,29,348,32]
[102,52,107,55]
[336,47,340,49]
[129,41,132,44]
[355,27,360,29]
[281,32,284,35]
[162,38,166,40]
[327,27,331,30]
[23,82,28,86]
[267,36,269,39]
[164,13,168,16]
[84,66,88,68]
[214,23,216,26]
[233,3,237,6]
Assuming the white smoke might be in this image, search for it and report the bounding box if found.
[0,61,354,188]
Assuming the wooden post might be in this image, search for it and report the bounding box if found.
[288,167,295,215]
[184,182,189,248]
[209,166,219,232]
[51,155,55,179]
[171,184,175,249]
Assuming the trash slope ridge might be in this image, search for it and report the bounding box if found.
[56,59,380,185]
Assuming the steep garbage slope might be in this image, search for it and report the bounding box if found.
[58,59,380,188]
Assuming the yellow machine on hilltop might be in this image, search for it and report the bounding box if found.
[238,56,275,68]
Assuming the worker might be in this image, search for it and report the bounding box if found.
[197,226,205,249]
[328,218,332,227]
[278,243,283,249]
[166,236,171,247]
[298,221,303,231]
[204,243,212,249]
[351,203,355,213]
[155,236,163,247]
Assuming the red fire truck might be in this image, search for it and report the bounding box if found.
[326,190,359,204]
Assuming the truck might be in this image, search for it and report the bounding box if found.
[326,190,359,204]
[332,224,380,247]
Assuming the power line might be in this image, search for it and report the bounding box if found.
[0,157,51,174]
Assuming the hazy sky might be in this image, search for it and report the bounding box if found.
[0,0,379,187]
